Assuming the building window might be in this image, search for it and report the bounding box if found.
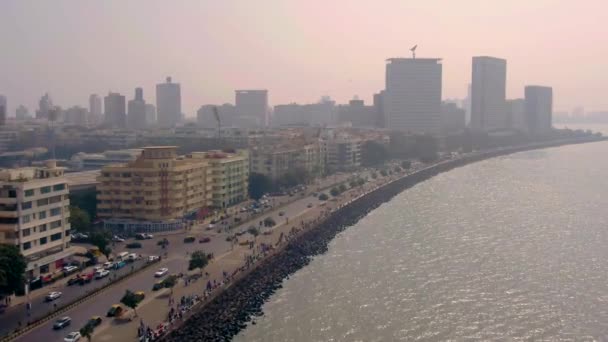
[40,237,47,245]
[21,214,31,224]
[39,224,47,232]
[21,201,32,210]
[24,189,35,197]
[37,198,49,206]
[39,211,47,219]
[50,232,62,241]
[50,220,62,229]
[40,264,49,274]
[53,184,66,191]
[49,196,62,204]
[50,208,61,216]
[41,186,51,194]
[22,228,31,237]
[23,242,31,250]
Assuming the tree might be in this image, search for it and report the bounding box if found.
[248,173,273,200]
[338,184,347,193]
[371,172,378,179]
[80,322,94,342]
[120,290,140,316]
[318,193,329,201]
[401,160,411,169]
[90,232,111,258]
[330,187,340,197]
[188,251,209,272]
[69,188,98,220]
[380,169,388,177]
[163,275,178,294]
[69,206,90,232]
[247,226,260,240]
[357,178,365,186]
[0,245,26,297]
[361,141,390,166]
[349,179,358,188]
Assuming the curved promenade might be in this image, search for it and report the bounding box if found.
[161,136,605,342]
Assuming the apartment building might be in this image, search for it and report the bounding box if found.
[97,146,210,233]
[325,138,362,173]
[188,150,249,208]
[249,143,326,182]
[0,161,73,279]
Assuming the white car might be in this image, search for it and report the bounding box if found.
[154,268,169,278]
[63,266,78,274]
[103,262,114,270]
[45,291,62,302]
[64,331,81,342]
[93,266,104,272]
[144,233,154,239]
[95,270,110,279]
[148,255,159,262]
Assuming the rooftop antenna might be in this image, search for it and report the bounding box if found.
[410,45,417,59]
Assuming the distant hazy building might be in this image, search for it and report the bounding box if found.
[64,106,88,126]
[506,99,526,132]
[440,102,466,134]
[525,86,553,135]
[273,104,309,127]
[104,92,126,128]
[470,56,507,131]
[128,87,147,130]
[36,93,53,120]
[156,77,181,127]
[0,95,6,126]
[89,94,103,126]
[197,104,237,128]
[465,84,472,125]
[145,104,156,125]
[373,91,385,128]
[337,97,376,127]
[15,105,30,120]
[235,90,268,127]
[384,58,442,135]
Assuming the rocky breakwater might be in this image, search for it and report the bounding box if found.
[161,136,604,342]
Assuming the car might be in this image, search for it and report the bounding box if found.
[67,276,81,286]
[93,265,104,272]
[240,207,248,212]
[278,211,285,216]
[114,261,126,269]
[199,237,211,243]
[183,236,195,243]
[95,270,110,279]
[53,317,71,330]
[63,266,78,275]
[64,331,81,342]
[126,253,139,262]
[134,291,145,302]
[103,262,113,270]
[135,233,146,240]
[78,272,94,285]
[126,242,142,248]
[148,255,159,262]
[144,233,154,239]
[46,291,62,301]
[106,304,123,317]
[112,236,125,242]
[152,281,164,291]
[86,316,102,328]
[154,268,169,278]
[307,203,313,208]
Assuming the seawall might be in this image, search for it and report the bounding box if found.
[161,136,604,342]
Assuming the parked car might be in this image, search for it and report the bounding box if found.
[134,291,145,302]
[152,281,164,291]
[103,262,114,270]
[183,236,195,243]
[78,272,94,285]
[147,255,159,262]
[144,233,154,239]
[278,211,285,216]
[45,291,62,302]
[307,203,313,208]
[126,253,139,262]
[154,268,169,278]
[199,237,211,243]
[114,261,126,270]
[112,236,125,242]
[95,270,110,279]
[64,331,81,342]
[53,317,71,330]
[135,233,146,240]
[63,266,78,275]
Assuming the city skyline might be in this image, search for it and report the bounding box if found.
[1,0,607,115]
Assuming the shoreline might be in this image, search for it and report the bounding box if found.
[161,136,604,342]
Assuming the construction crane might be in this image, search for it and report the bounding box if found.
[411,45,417,59]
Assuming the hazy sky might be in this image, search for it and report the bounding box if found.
[1,0,606,116]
